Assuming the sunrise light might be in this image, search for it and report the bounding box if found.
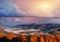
[41,4,51,9]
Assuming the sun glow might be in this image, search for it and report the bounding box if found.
[41,4,51,10]
[28,2,55,17]
[37,2,54,11]
[13,0,57,17]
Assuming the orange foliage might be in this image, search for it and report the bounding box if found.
[30,35,37,42]
[0,32,60,42]
[6,32,15,40]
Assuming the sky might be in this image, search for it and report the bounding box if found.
[0,0,60,17]
[0,0,60,27]
[13,0,60,17]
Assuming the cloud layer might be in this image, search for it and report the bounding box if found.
[13,0,60,17]
[0,0,60,17]
[0,0,60,27]
[0,0,27,17]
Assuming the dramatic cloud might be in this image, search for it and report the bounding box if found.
[0,0,26,17]
[0,0,60,17]
[0,17,52,27]
[13,0,60,17]
[0,0,60,27]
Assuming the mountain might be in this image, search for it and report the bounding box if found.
[12,23,40,29]
[0,23,60,34]
[12,23,60,34]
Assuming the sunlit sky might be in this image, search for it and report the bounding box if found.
[0,0,60,17]
[13,0,60,17]
[15,0,60,17]
[0,0,60,27]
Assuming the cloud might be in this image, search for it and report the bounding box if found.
[0,0,60,17]
[54,5,60,17]
[0,0,60,27]
[0,0,26,17]
[13,0,60,17]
